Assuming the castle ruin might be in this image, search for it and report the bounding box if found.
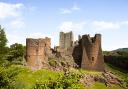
[72,34,104,71]
[26,32,104,71]
[59,31,73,49]
[26,37,51,70]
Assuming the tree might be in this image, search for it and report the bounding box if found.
[0,25,8,59]
[6,43,25,62]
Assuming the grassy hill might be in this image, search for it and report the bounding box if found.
[113,48,128,52]
[0,63,127,89]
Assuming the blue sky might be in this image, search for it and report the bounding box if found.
[0,0,128,50]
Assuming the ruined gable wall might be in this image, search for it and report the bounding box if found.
[81,34,104,71]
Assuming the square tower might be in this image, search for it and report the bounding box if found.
[59,31,73,49]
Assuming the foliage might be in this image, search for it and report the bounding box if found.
[104,49,128,72]
[60,61,66,67]
[49,59,58,67]
[5,43,25,62]
[103,48,128,57]
[34,71,85,89]
[0,65,27,89]
[0,25,25,66]
[104,55,128,71]
[0,25,8,59]
[0,25,7,48]
[0,63,127,89]
[0,65,85,89]
[114,48,128,53]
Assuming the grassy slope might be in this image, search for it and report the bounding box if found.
[0,64,127,89]
[114,48,128,52]
[104,63,128,89]
[105,63,127,80]
[81,63,127,89]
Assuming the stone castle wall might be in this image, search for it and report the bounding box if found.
[72,34,104,71]
[26,32,104,71]
[26,37,51,70]
[81,34,104,71]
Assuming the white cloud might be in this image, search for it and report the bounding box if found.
[92,21,120,30]
[60,3,80,14]
[125,42,128,45]
[120,21,128,25]
[0,2,26,30]
[103,43,128,51]
[0,2,24,19]
[7,34,25,46]
[10,18,25,29]
[59,21,86,32]
[27,32,56,48]
[91,20,128,31]
[58,21,86,41]
[59,20,128,33]
[60,9,72,14]
[0,2,28,45]
[71,4,80,11]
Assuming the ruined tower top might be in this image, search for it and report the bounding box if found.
[82,34,101,44]
[59,31,74,49]
[81,34,104,71]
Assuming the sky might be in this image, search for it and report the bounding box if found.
[0,0,128,51]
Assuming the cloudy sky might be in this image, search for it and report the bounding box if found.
[0,0,128,51]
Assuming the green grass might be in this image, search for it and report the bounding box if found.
[15,67,63,89]
[0,63,127,89]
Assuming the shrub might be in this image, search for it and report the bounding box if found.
[49,59,57,67]
[33,71,85,89]
[61,61,66,67]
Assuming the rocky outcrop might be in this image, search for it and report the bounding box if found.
[80,71,123,87]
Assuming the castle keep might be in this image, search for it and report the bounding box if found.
[26,32,104,71]
[26,37,51,70]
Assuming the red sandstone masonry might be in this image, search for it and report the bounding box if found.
[26,32,104,71]
[81,34,104,71]
[26,37,51,70]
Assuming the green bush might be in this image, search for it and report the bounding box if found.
[0,65,27,89]
[49,59,57,67]
[61,61,66,67]
[33,71,85,89]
